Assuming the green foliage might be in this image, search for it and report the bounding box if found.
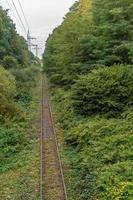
[0,66,16,97]
[2,55,18,69]
[0,142,39,200]
[77,0,133,66]
[44,0,133,87]
[0,64,38,173]
[0,6,33,67]
[52,87,133,199]
[44,0,133,199]
[43,0,92,86]
[0,123,29,172]
[71,65,133,117]
[0,66,18,120]
[0,6,38,119]
[65,111,133,199]
[12,66,39,107]
[0,6,40,198]
[0,65,39,198]
[52,88,77,130]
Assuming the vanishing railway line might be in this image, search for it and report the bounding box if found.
[40,75,67,200]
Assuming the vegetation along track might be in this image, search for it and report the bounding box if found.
[40,75,67,200]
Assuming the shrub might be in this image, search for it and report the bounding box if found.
[11,66,37,83]
[65,110,133,199]
[0,66,18,120]
[0,121,32,173]
[2,56,18,69]
[0,124,28,159]
[10,66,39,106]
[52,88,80,130]
[71,65,133,117]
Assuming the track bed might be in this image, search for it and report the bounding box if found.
[40,76,67,200]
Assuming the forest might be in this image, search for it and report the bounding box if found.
[43,0,133,199]
[0,6,40,199]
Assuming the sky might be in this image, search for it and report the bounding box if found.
[0,0,76,58]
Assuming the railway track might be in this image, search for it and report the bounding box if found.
[40,75,67,200]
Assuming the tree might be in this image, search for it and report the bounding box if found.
[77,0,133,66]
[0,6,31,68]
[43,0,92,86]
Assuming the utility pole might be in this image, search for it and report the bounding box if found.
[27,30,36,51]
[32,44,42,57]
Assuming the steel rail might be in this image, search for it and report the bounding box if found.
[45,76,68,200]
[40,75,44,200]
[40,74,68,200]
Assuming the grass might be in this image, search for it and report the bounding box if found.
[0,76,41,199]
[0,142,39,200]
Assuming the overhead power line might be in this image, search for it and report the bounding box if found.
[10,0,27,34]
[6,0,18,23]
[17,0,29,30]
[5,0,40,56]
[6,0,24,32]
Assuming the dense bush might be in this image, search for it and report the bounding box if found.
[52,89,77,130]
[71,65,133,117]
[0,66,18,120]
[2,56,18,69]
[65,110,133,199]
[0,123,28,163]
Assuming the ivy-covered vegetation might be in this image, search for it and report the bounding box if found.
[0,6,39,199]
[43,0,133,199]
